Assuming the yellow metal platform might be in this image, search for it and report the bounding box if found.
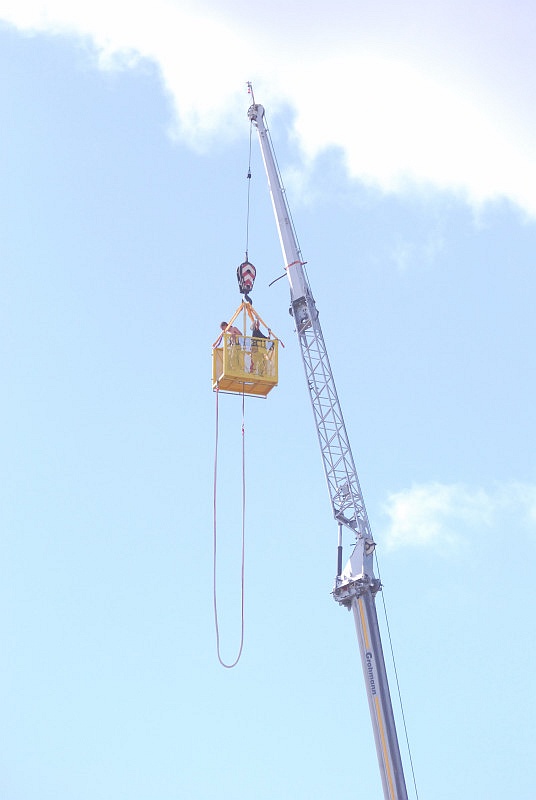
[212,334,278,397]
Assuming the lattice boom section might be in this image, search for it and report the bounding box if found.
[298,317,371,537]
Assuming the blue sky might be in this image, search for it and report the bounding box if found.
[1,2,536,799]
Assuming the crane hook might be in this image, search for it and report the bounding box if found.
[237,260,256,303]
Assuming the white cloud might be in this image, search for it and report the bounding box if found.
[0,0,252,147]
[2,0,536,214]
[382,481,536,550]
[505,482,536,528]
[389,229,446,273]
[382,483,492,550]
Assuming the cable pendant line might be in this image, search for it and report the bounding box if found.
[213,387,247,668]
[374,552,420,800]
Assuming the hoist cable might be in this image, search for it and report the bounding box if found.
[212,387,247,668]
[244,122,253,262]
[375,553,420,800]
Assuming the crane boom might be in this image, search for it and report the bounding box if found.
[248,98,409,800]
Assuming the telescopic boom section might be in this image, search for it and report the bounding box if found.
[248,100,408,800]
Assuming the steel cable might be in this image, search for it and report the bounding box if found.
[375,553,420,799]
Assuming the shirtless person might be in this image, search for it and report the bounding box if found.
[218,321,241,345]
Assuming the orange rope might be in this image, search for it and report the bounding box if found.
[213,387,246,668]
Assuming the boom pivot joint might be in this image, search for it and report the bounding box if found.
[333,574,381,609]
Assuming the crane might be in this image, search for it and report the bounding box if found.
[247,93,410,800]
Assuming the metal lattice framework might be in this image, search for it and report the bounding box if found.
[295,294,372,540]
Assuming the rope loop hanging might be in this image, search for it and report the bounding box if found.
[212,388,247,668]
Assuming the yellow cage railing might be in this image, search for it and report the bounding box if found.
[212,333,278,397]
